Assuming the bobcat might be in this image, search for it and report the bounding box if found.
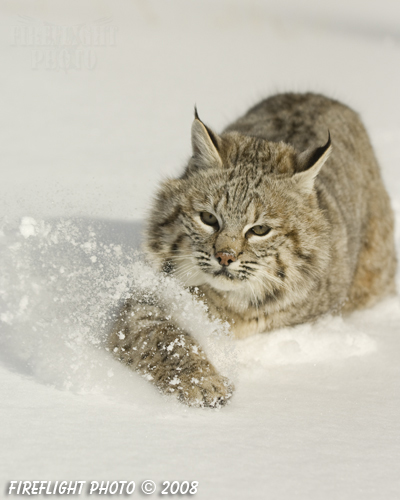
[109,93,396,408]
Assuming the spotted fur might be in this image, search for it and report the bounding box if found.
[109,92,396,406]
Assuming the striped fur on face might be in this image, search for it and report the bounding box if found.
[145,130,331,310]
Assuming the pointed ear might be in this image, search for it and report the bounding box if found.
[292,133,332,194]
[191,107,222,168]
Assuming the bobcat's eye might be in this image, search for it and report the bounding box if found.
[248,225,271,236]
[200,211,219,228]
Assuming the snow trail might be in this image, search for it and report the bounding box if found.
[0,217,236,398]
[0,216,380,404]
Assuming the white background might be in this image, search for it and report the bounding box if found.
[0,1,399,499]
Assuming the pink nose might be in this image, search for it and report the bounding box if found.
[215,251,237,266]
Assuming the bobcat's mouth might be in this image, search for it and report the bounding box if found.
[213,268,234,280]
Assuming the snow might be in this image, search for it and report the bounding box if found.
[1,1,400,499]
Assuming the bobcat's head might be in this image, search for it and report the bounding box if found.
[145,110,331,307]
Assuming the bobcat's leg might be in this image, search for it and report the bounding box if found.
[108,298,233,408]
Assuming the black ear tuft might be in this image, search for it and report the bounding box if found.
[193,106,220,152]
[191,110,222,168]
[293,132,332,194]
[298,131,331,173]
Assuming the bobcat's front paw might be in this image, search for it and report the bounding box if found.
[176,373,234,408]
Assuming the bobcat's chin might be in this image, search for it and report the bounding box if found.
[175,268,243,292]
[204,272,245,292]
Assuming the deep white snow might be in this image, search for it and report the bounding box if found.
[0,1,399,499]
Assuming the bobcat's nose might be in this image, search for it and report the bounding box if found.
[215,251,237,267]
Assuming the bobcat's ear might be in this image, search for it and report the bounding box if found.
[191,107,222,168]
[292,133,332,194]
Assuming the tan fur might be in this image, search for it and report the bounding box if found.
[109,93,396,407]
